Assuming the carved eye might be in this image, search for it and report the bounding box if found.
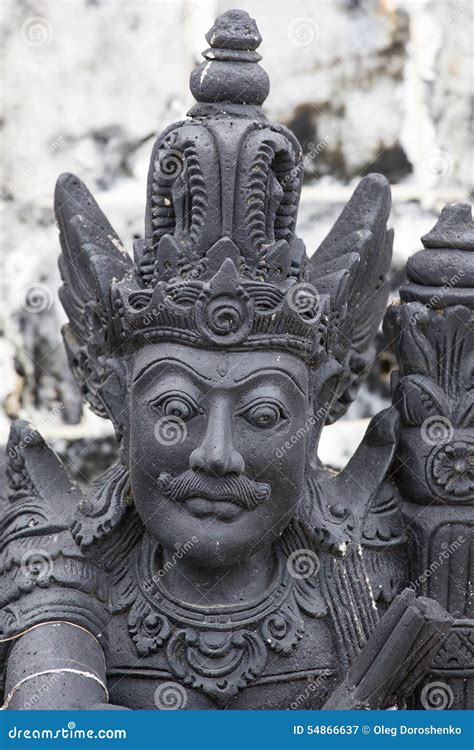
[238,399,288,430]
[150,392,201,422]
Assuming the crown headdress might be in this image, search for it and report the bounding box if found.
[55,10,393,434]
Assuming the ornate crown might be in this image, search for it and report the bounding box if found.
[106,9,318,361]
[55,9,393,432]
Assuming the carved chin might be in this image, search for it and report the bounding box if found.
[133,496,269,566]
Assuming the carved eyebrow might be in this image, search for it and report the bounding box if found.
[233,367,306,395]
[133,357,213,384]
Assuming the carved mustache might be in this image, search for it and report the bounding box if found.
[156,470,271,510]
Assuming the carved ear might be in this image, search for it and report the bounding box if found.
[55,173,132,437]
[308,174,393,423]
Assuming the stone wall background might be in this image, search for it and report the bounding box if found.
[1,0,472,475]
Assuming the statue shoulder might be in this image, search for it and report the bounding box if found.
[0,420,109,642]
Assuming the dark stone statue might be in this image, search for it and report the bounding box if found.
[1,10,472,711]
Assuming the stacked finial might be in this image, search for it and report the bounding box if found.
[189,9,269,107]
[402,204,474,308]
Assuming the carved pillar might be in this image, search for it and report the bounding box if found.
[385,204,474,709]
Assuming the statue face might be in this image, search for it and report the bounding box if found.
[129,343,312,566]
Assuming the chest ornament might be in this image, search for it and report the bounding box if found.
[123,529,326,705]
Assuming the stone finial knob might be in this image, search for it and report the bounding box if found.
[421,203,474,250]
[189,10,269,107]
[401,203,474,307]
[205,8,262,50]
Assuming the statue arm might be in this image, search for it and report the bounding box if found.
[3,623,107,710]
[0,421,112,708]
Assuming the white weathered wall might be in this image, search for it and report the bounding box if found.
[1,0,472,467]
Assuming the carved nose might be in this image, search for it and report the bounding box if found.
[190,443,245,476]
[189,402,245,477]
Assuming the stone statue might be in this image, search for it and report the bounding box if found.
[1,10,472,711]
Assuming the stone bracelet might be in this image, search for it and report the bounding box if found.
[3,621,108,709]
[2,668,108,710]
[0,619,102,645]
